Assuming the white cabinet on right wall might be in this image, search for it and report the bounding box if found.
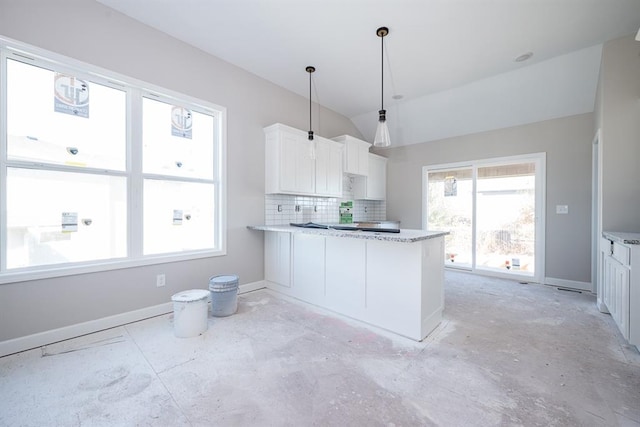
[353,153,387,200]
[600,232,640,351]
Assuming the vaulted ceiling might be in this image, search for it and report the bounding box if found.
[97,0,640,146]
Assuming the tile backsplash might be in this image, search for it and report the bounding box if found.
[265,194,386,225]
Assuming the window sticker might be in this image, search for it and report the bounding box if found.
[444,176,457,197]
[173,209,183,225]
[171,106,192,139]
[54,73,89,118]
[61,212,78,232]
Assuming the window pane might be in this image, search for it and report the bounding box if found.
[143,180,216,255]
[427,169,473,268]
[476,163,536,275]
[6,59,127,170]
[6,168,127,269]
[142,97,214,179]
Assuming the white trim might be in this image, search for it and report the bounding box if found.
[592,128,603,297]
[0,301,173,358]
[239,280,266,294]
[447,265,537,283]
[0,249,226,285]
[544,277,593,292]
[0,280,266,357]
[0,49,7,274]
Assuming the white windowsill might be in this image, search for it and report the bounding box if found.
[0,249,226,285]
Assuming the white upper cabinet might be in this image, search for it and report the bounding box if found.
[315,138,344,197]
[265,123,343,197]
[353,153,387,200]
[331,135,371,176]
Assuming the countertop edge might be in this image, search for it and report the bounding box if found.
[602,231,640,245]
[247,225,449,243]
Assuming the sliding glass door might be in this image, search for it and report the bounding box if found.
[424,154,545,282]
[426,168,473,269]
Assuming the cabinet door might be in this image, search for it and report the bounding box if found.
[603,255,614,310]
[356,142,369,176]
[296,138,315,194]
[342,137,369,176]
[278,129,314,194]
[353,154,387,200]
[345,139,360,175]
[325,237,365,318]
[292,233,325,304]
[316,140,343,197]
[265,232,291,288]
[367,155,386,200]
[278,131,299,192]
[613,261,630,339]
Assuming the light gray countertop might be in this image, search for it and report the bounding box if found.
[603,231,640,245]
[247,225,449,243]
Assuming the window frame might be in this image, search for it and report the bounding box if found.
[0,37,227,284]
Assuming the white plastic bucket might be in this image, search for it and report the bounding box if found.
[171,289,210,338]
[209,275,239,317]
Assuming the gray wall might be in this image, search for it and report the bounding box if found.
[378,113,594,284]
[596,34,640,232]
[0,0,361,342]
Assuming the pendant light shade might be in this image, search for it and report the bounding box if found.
[374,112,391,146]
[306,66,315,140]
[374,26,390,148]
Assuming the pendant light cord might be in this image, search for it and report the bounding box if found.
[309,70,312,134]
[306,66,315,140]
[381,33,384,111]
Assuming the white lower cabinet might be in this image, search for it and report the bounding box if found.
[263,230,445,341]
[600,235,639,349]
[265,232,291,288]
[603,254,629,337]
[325,237,366,319]
[366,237,444,340]
[292,233,325,304]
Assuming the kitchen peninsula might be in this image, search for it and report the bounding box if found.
[249,225,449,341]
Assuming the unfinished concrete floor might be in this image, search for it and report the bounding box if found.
[1,271,639,426]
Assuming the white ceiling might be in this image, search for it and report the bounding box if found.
[97,0,640,146]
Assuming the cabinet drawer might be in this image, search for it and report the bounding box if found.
[612,242,630,265]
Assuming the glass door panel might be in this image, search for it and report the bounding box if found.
[427,168,473,269]
[475,163,536,276]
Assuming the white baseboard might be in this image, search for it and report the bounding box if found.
[239,280,266,294]
[1,280,267,358]
[544,277,593,292]
[0,302,173,358]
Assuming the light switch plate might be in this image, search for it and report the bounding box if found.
[556,205,569,214]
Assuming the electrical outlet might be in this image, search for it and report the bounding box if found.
[156,274,166,287]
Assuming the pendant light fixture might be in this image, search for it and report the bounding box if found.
[306,66,315,140]
[374,26,391,147]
